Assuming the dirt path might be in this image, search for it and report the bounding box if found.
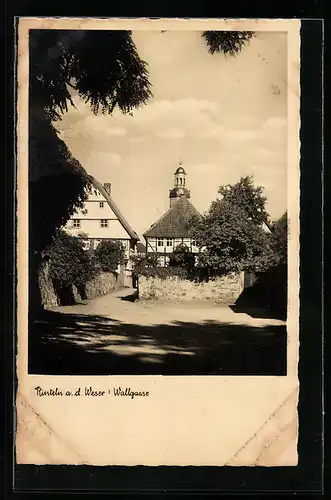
[29,288,287,376]
[56,287,285,328]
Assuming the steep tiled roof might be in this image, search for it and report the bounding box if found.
[90,176,140,241]
[144,197,201,238]
[137,242,146,253]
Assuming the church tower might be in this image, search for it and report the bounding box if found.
[169,163,191,207]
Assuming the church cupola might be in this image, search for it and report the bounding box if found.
[169,162,191,207]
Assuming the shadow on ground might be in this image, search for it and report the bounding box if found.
[28,310,287,376]
[232,265,287,321]
[230,304,286,320]
[120,290,138,302]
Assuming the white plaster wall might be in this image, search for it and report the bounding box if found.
[65,218,129,239]
[73,199,117,219]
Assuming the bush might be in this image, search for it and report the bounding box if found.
[138,266,189,280]
[132,253,158,272]
[46,229,101,289]
[169,247,196,272]
[95,239,125,272]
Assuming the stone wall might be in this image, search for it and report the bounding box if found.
[38,261,59,310]
[138,273,244,304]
[38,262,122,310]
[78,272,120,300]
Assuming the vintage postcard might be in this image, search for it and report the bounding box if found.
[16,18,300,466]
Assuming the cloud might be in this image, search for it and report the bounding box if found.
[233,130,260,141]
[116,98,220,137]
[129,136,149,143]
[89,152,122,167]
[157,128,186,139]
[104,127,127,137]
[199,126,224,139]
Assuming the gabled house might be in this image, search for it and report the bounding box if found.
[136,242,147,257]
[63,176,139,277]
[143,165,201,267]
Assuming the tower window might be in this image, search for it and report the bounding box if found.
[183,178,185,186]
[180,178,182,185]
[166,238,173,247]
[73,220,81,228]
[157,238,164,247]
[100,219,108,228]
[99,202,104,208]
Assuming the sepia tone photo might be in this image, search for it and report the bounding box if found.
[16,18,300,466]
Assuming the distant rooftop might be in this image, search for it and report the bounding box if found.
[144,197,201,238]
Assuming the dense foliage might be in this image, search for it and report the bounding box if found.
[202,31,255,56]
[132,253,159,271]
[29,115,90,254]
[132,253,189,280]
[46,230,100,289]
[270,211,288,265]
[191,177,275,278]
[218,175,271,229]
[168,246,196,277]
[95,240,126,272]
[136,265,189,280]
[234,212,288,319]
[30,30,152,121]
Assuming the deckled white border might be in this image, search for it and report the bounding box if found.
[16,18,300,466]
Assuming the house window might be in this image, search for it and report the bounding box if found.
[157,238,164,247]
[192,240,197,247]
[73,220,81,228]
[166,238,173,247]
[99,202,104,208]
[100,219,108,228]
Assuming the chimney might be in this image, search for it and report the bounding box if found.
[103,182,111,195]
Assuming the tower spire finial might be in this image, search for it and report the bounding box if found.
[169,162,190,207]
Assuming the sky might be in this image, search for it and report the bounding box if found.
[56,30,288,241]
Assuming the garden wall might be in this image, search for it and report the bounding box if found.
[38,261,59,310]
[138,273,244,304]
[80,272,120,300]
[38,261,122,310]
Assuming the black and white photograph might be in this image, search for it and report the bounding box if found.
[16,18,300,467]
[26,27,291,376]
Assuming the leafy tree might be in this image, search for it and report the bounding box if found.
[46,229,100,290]
[202,31,255,56]
[218,175,272,230]
[191,177,274,278]
[95,240,125,272]
[270,211,288,265]
[169,246,196,274]
[29,116,90,255]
